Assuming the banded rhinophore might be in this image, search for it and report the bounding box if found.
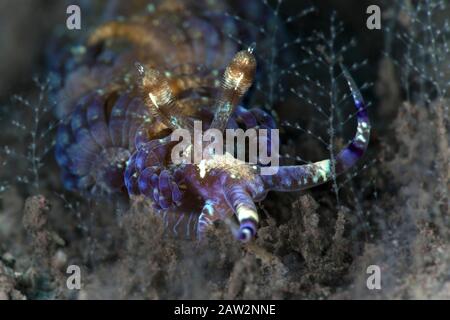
[53,0,371,242]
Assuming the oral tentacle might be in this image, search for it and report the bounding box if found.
[196,200,217,241]
[261,63,371,192]
[210,48,257,132]
[334,63,371,172]
[224,184,259,242]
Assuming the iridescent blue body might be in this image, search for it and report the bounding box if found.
[54,0,371,242]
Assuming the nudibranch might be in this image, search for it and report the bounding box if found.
[53,1,370,242]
